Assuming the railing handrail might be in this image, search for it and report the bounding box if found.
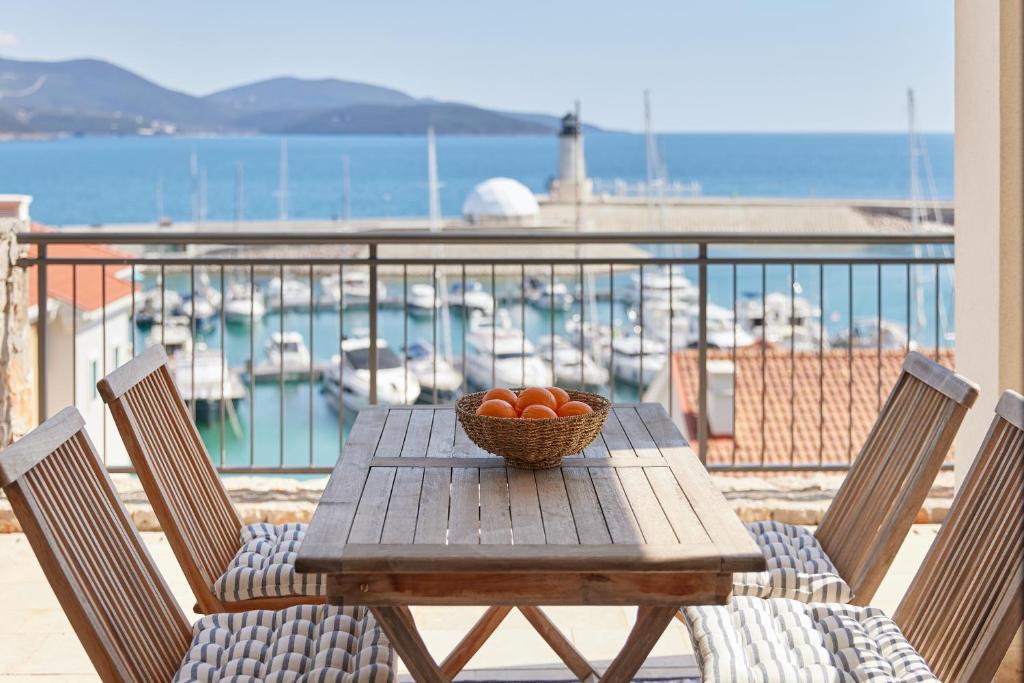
[16,228,955,246]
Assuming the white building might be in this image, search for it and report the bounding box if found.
[28,224,137,467]
[462,177,540,226]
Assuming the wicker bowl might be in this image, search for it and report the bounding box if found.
[456,390,611,469]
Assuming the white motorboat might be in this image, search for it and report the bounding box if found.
[626,265,698,308]
[405,341,463,402]
[322,337,420,413]
[738,292,826,351]
[537,335,609,389]
[147,316,193,357]
[266,276,313,310]
[176,294,218,331]
[318,271,387,308]
[449,280,494,315]
[603,335,668,387]
[406,283,438,314]
[524,276,574,311]
[830,318,916,351]
[223,281,266,324]
[640,302,757,350]
[169,344,246,424]
[261,331,312,378]
[136,288,183,326]
[465,311,548,388]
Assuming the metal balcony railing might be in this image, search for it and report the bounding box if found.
[17,228,955,473]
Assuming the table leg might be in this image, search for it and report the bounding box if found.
[599,606,680,683]
[440,606,513,679]
[370,605,449,683]
[518,606,598,681]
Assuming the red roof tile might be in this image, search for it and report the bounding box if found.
[672,345,956,468]
[26,225,137,313]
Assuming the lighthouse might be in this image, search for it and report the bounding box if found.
[549,111,592,203]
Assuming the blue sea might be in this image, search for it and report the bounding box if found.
[0,132,953,225]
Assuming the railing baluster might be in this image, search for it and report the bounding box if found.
[190,265,196,422]
[877,264,883,411]
[549,263,556,386]
[579,262,585,389]
[461,265,467,395]
[129,264,135,356]
[101,264,107,461]
[847,264,854,464]
[220,265,226,467]
[249,264,255,467]
[789,263,795,466]
[731,263,737,466]
[697,246,708,465]
[403,265,408,406]
[934,262,941,360]
[338,263,345,445]
[760,264,766,467]
[71,264,77,408]
[520,264,526,386]
[667,258,674,418]
[491,264,497,387]
[279,263,285,467]
[609,264,615,402]
[368,246,378,405]
[818,263,824,467]
[308,264,314,467]
[432,264,438,404]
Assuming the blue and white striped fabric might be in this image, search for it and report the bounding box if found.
[683,597,938,683]
[213,523,324,602]
[173,604,394,683]
[732,521,854,604]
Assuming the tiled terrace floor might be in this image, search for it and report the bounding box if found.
[0,526,943,682]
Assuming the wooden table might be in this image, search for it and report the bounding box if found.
[296,403,764,683]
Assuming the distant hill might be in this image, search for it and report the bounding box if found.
[238,102,552,135]
[205,76,415,115]
[0,56,600,136]
[0,57,226,130]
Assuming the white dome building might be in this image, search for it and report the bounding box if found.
[462,178,540,226]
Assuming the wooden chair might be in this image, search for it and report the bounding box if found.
[0,407,394,683]
[97,345,325,614]
[683,390,1023,683]
[731,351,978,606]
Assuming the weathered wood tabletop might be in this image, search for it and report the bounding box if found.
[297,403,763,683]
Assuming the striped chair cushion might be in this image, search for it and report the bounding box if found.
[213,523,325,602]
[732,521,853,603]
[173,604,395,683]
[683,597,938,683]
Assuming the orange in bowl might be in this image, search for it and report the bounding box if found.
[520,404,558,419]
[515,386,558,414]
[476,399,517,418]
[483,387,518,405]
[557,400,594,417]
[547,386,571,408]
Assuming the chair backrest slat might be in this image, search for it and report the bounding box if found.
[815,351,978,604]
[893,390,1024,683]
[0,407,191,683]
[99,346,241,613]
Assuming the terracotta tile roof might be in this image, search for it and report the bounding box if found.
[671,345,956,468]
[26,225,137,313]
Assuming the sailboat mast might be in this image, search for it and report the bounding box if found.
[278,139,289,221]
[907,88,920,229]
[342,154,351,224]
[234,162,245,228]
[427,126,453,362]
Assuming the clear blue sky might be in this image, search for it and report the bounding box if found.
[0,1,954,132]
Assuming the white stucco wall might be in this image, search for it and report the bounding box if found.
[43,298,133,467]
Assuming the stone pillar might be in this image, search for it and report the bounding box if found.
[955,1,1024,678]
[0,218,31,447]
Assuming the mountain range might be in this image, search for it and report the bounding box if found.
[0,57,597,136]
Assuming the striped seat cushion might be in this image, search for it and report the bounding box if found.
[732,521,853,603]
[683,597,938,683]
[173,604,395,683]
[213,523,325,602]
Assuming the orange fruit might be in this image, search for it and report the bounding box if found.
[483,387,518,405]
[557,400,593,417]
[515,386,558,413]
[476,399,517,418]
[520,404,558,419]
[547,386,571,408]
